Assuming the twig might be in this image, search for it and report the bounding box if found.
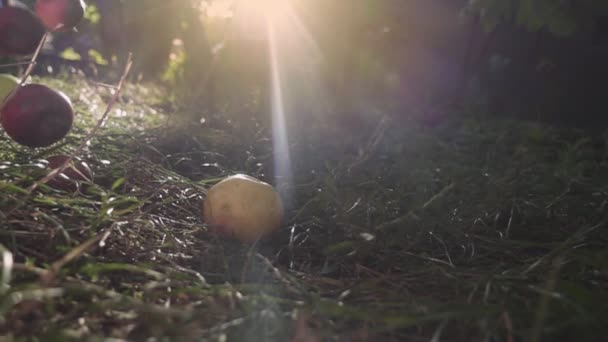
[430,319,449,342]
[2,53,134,220]
[19,32,50,86]
[40,225,115,285]
[1,32,49,106]
[155,252,208,286]
[504,205,515,239]
[402,251,455,268]
[11,263,46,276]
[423,182,455,209]
[87,81,119,89]
[347,115,389,172]
[373,209,418,231]
[522,219,605,275]
[256,253,307,296]
[528,256,564,342]
[0,61,35,68]
[430,232,454,268]
[27,53,133,193]
[375,182,455,231]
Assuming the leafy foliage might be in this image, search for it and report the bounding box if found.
[467,0,608,35]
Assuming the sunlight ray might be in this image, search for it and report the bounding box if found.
[266,15,293,202]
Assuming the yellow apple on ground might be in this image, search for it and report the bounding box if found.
[202,174,284,243]
[0,73,18,104]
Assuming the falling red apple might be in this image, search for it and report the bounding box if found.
[35,0,86,31]
[0,7,46,55]
[45,154,93,191]
[0,84,74,147]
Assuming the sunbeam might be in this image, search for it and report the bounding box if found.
[227,0,326,204]
[266,17,293,202]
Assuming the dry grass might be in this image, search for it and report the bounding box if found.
[0,74,607,341]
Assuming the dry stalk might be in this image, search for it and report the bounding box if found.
[27,53,133,193]
[40,225,115,285]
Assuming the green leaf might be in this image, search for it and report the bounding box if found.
[111,177,126,191]
[0,181,28,195]
[60,48,82,61]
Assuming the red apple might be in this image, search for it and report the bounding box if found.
[45,154,93,191]
[0,7,46,55]
[0,84,74,147]
[35,0,86,31]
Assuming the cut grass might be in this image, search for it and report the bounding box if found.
[0,74,607,341]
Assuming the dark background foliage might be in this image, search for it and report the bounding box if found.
[16,0,607,130]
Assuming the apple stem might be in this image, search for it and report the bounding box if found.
[27,53,134,194]
[19,31,50,86]
[0,31,49,106]
[0,21,66,104]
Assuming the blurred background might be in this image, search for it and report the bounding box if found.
[3,0,608,131]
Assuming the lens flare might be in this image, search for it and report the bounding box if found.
[266,17,293,201]
[226,0,324,203]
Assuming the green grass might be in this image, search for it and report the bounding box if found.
[0,74,607,341]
